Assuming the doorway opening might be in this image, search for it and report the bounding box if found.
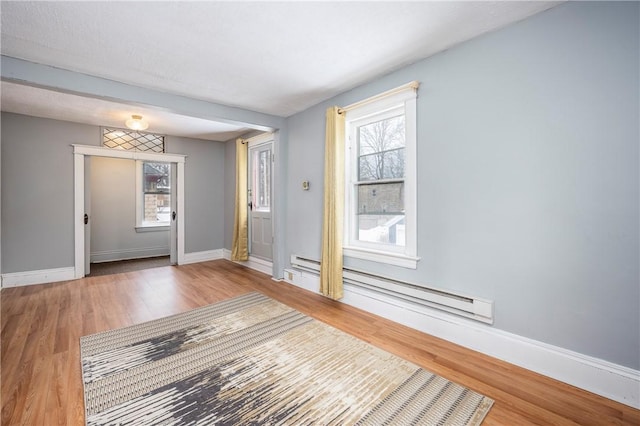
[84,156,176,276]
[73,144,186,279]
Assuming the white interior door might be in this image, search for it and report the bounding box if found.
[248,140,273,260]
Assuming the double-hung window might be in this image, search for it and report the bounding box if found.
[344,82,419,268]
[135,161,171,230]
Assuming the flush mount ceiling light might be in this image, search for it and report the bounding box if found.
[125,114,149,131]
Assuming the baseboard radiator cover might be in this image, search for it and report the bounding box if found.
[290,255,494,324]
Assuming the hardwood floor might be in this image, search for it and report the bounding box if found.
[86,256,171,277]
[2,259,638,425]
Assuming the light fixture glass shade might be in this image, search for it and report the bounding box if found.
[125,114,149,131]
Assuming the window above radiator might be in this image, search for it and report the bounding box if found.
[343,82,419,269]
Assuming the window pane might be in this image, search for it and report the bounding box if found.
[358,214,405,246]
[358,148,405,181]
[143,162,171,224]
[143,163,170,193]
[358,152,382,181]
[144,194,170,223]
[252,148,271,211]
[356,181,405,245]
[357,115,405,181]
[383,148,405,179]
[357,182,404,215]
[358,115,405,155]
[259,149,270,209]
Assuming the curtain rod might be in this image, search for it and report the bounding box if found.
[240,131,275,144]
[338,81,420,114]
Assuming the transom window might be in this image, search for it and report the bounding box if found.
[344,83,419,268]
[102,128,165,153]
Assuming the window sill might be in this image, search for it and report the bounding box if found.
[135,224,170,233]
[343,246,419,269]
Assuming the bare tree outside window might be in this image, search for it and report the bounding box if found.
[356,115,406,246]
[358,115,405,181]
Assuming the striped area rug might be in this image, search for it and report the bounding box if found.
[80,292,493,425]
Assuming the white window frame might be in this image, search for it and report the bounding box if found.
[135,160,171,232]
[344,83,419,269]
[248,138,274,214]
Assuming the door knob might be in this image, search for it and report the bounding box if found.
[172,211,176,221]
[84,214,89,225]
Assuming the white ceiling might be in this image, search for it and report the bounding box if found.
[0,1,560,141]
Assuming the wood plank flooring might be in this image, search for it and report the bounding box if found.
[2,260,638,425]
[86,256,171,277]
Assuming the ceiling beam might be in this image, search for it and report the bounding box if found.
[1,55,283,133]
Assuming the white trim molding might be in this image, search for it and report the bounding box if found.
[182,249,224,265]
[73,144,187,279]
[1,267,76,288]
[283,269,640,409]
[72,144,187,163]
[343,247,419,269]
[223,249,273,276]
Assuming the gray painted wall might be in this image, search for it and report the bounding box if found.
[1,113,99,273]
[166,135,226,254]
[285,2,639,369]
[1,113,228,272]
[90,157,169,262]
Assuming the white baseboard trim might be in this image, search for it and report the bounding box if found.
[1,267,76,288]
[181,249,224,265]
[222,249,273,276]
[90,247,170,263]
[282,268,639,409]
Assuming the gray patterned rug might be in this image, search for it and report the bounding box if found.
[80,292,493,425]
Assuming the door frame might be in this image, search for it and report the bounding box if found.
[84,156,92,275]
[246,133,275,259]
[73,144,186,278]
[169,163,178,265]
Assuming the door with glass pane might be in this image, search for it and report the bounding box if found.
[248,142,273,260]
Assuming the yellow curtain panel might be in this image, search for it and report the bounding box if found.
[320,107,345,300]
[231,138,249,261]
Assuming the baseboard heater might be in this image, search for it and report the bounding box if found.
[290,255,494,324]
